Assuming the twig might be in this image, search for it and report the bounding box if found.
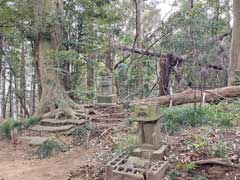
[146,77,160,97]
[86,131,91,147]
[97,127,112,140]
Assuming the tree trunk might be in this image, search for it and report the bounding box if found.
[87,53,94,89]
[189,0,194,9]
[14,78,19,117]
[228,0,240,85]
[159,56,170,96]
[20,44,26,117]
[0,33,3,81]
[0,33,3,118]
[9,71,13,117]
[33,40,42,100]
[135,0,143,91]
[1,61,6,119]
[31,68,36,115]
[34,0,76,118]
[130,86,240,106]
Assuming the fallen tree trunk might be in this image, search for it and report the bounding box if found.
[130,86,240,106]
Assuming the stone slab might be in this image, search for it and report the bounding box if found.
[30,125,73,133]
[18,136,48,146]
[132,145,168,160]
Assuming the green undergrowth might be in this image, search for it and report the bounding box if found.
[70,122,100,145]
[161,102,240,135]
[112,134,139,154]
[70,122,93,137]
[23,117,40,128]
[0,117,40,139]
[36,139,66,158]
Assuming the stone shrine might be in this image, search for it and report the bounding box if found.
[105,105,169,180]
[97,71,117,104]
[132,105,168,160]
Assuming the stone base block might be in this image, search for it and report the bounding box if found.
[105,154,169,180]
[146,161,170,180]
[97,94,118,104]
[132,145,168,160]
[105,155,145,180]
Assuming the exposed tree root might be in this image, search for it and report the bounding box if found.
[41,104,87,120]
[193,158,240,168]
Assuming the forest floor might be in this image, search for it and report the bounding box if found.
[1,105,240,180]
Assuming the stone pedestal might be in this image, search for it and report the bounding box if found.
[97,94,117,104]
[132,118,168,160]
[97,71,118,104]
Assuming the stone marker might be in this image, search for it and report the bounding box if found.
[97,70,117,104]
[132,105,168,160]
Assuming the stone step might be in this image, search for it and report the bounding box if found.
[30,125,73,133]
[18,136,48,146]
[63,127,78,136]
[41,119,88,126]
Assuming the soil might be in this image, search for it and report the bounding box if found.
[0,140,96,180]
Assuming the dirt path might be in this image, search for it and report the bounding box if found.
[0,141,95,180]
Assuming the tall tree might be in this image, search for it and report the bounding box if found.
[228,0,240,85]
[33,0,78,118]
[1,61,6,118]
[87,53,94,89]
[20,43,26,116]
[134,0,143,92]
[9,70,13,117]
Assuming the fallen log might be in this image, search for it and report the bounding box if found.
[130,86,240,106]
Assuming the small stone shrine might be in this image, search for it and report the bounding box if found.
[132,105,168,160]
[105,105,169,180]
[97,70,117,104]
